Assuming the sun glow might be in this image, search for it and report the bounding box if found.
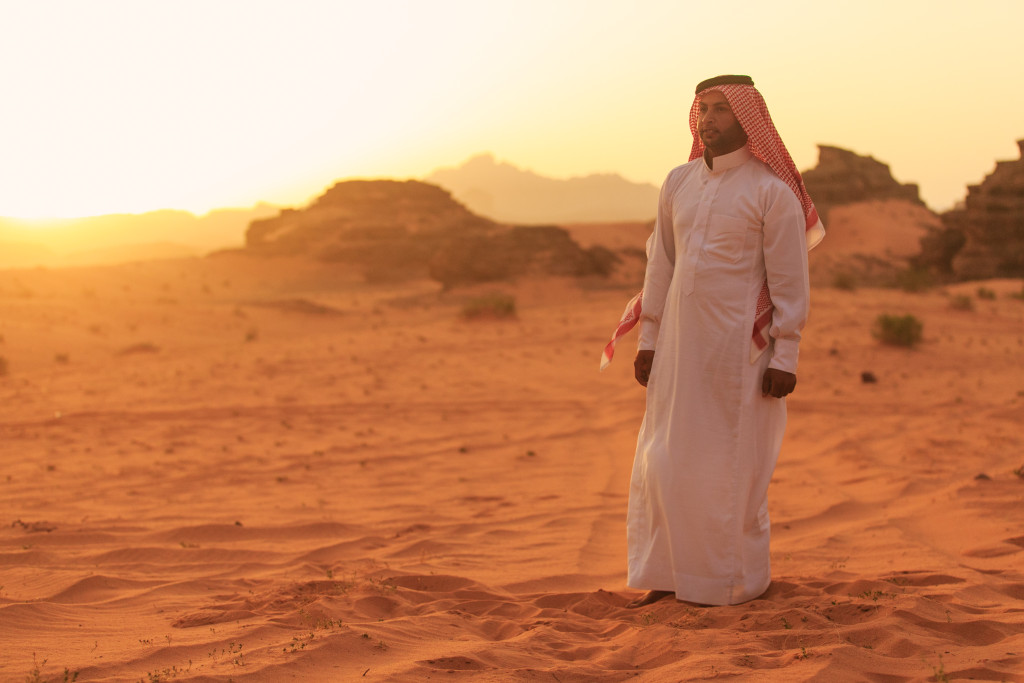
[1,0,1021,221]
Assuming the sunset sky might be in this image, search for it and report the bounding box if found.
[1,0,1021,220]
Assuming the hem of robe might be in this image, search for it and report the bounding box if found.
[626,568,771,606]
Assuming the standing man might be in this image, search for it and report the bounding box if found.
[625,75,824,608]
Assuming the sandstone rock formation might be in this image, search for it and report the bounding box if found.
[949,140,1024,279]
[802,145,923,218]
[244,179,613,287]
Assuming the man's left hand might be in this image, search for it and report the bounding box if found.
[761,368,796,398]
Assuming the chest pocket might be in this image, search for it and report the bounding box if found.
[703,214,755,264]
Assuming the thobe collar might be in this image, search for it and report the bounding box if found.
[702,146,753,174]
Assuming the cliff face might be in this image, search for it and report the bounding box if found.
[802,146,923,216]
[950,140,1024,278]
[244,179,612,287]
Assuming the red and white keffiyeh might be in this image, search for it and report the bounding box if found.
[600,78,824,371]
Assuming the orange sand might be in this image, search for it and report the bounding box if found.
[1,255,1023,682]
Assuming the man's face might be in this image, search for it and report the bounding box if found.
[697,90,747,155]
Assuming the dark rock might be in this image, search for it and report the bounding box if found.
[243,179,608,286]
[860,371,877,384]
[802,146,923,220]
[429,225,616,289]
[951,140,1024,279]
[913,222,967,275]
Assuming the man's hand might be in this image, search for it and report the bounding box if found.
[634,350,655,387]
[761,368,796,398]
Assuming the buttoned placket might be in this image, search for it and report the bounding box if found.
[681,163,723,295]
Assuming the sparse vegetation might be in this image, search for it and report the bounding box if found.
[948,295,973,311]
[895,267,934,293]
[928,655,950,682]
[976,286,996,300]
[831,271,857,291]
[461,293,517,319]
[24,654,78,682]
[0,356,7,376]
[118,343,159,355]
[873,314,923,348]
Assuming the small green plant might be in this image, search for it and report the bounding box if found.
[976,286,996,300]
[24,654,78,682]
[949,295,973,311]
[929,654,950,682]
[895,267,934,292]
[118,343,159,355]
[831,271,857,291]
[873,314,923,348]
[897,268,935,292]
[461,293,517,319]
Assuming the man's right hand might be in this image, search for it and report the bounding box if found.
[634,350,655,387]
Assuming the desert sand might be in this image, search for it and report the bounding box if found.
[1,248,1023,682]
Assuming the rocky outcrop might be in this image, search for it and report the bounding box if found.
[802,146,923,218]
[950,140,1024,278]
[429,225,617,288]
[244,179,613,287]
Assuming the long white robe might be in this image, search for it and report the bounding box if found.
[628,146,810,606]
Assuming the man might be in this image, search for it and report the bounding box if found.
[622,75,824,608]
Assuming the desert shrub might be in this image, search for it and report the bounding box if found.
[461,293,517,319]
[0,356,7,376]
[117,343,160,355]
[949,295,974,311]
[873,313,923,348]
[895,267,934,293]
[832,271,857,291]
[976,287,996,300]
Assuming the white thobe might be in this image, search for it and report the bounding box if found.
[628,146,810,606]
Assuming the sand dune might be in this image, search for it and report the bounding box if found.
[1,256,1023,681]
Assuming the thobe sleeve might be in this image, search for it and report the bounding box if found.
[638,172,677,351]
[762,185,810,374]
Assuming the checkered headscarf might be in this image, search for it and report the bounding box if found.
[599,76,823,371]
[688,80,824,244]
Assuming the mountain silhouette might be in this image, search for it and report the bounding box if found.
[425,154,659,224]
[0,205,278,268]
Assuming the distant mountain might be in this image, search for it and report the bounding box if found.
[0,204,278,268]
[425,154,659,224]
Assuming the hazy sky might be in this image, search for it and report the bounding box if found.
[2,0,1021,219]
